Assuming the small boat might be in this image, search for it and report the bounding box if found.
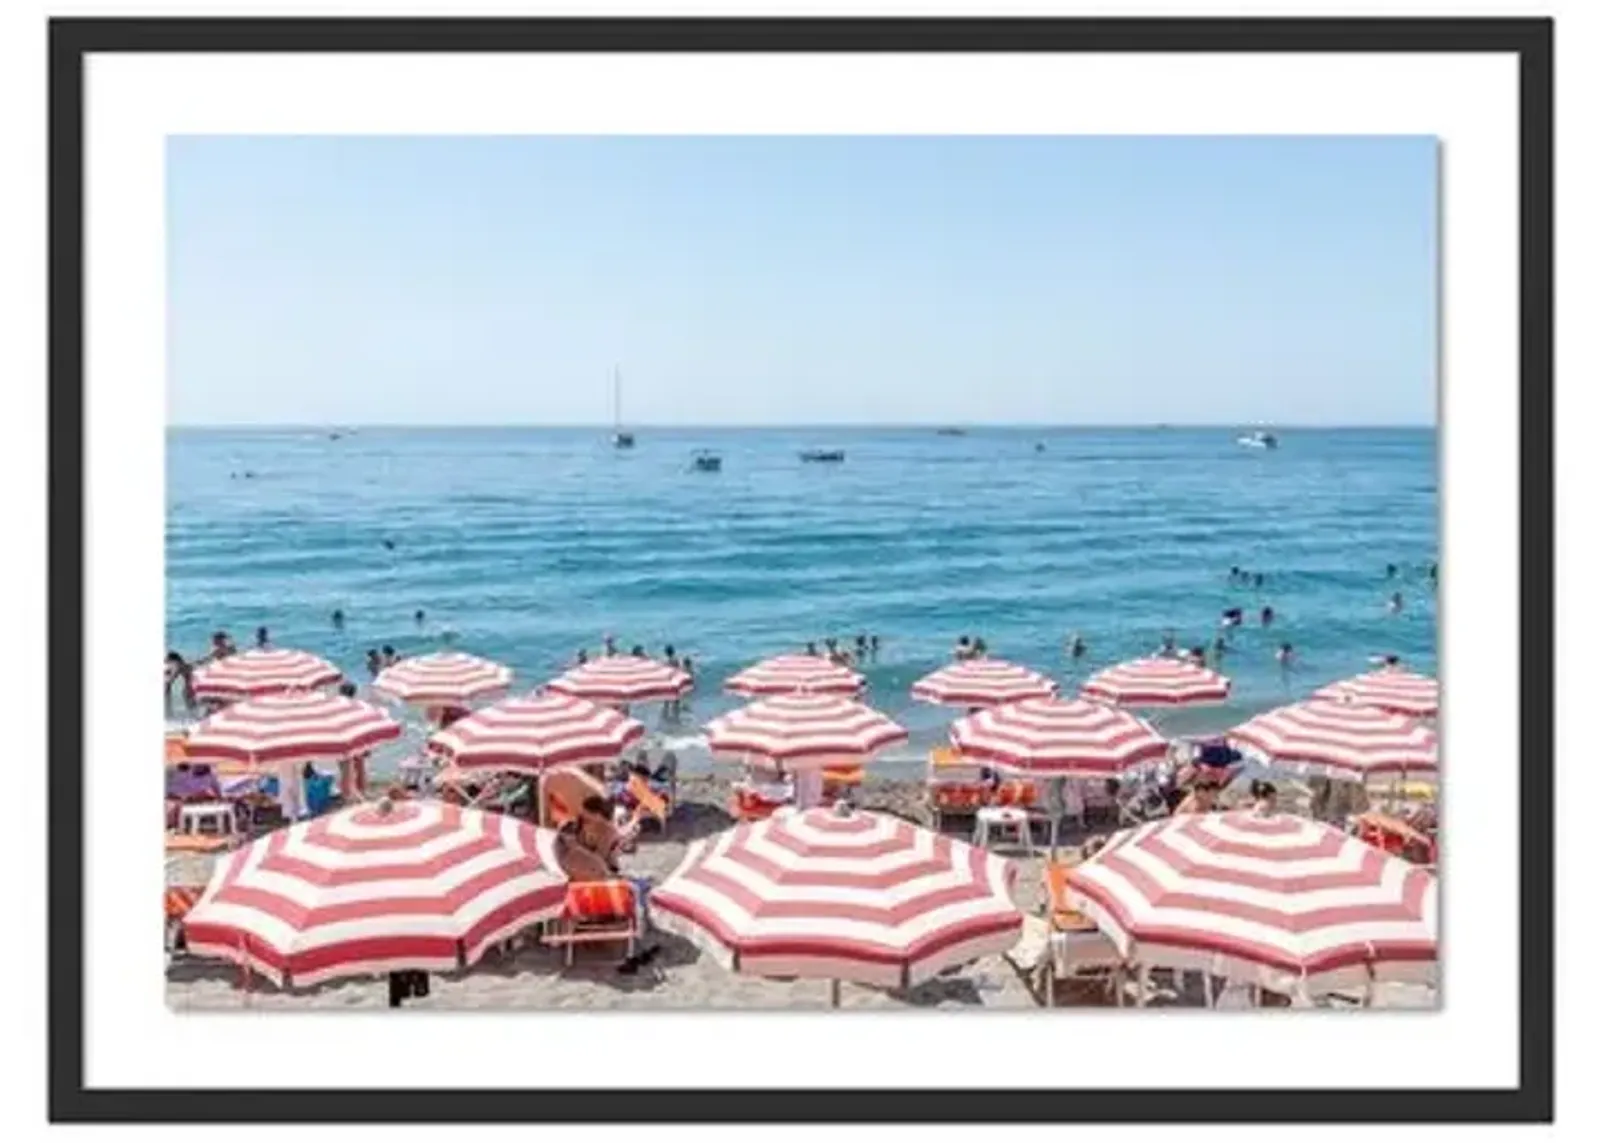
[935,427,967,437]
[611,368,635,449]
[1237,430,1279,450]
[691,449,723,473]
[799,449,845,463]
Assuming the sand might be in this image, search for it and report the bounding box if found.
[164,775,1436,1012]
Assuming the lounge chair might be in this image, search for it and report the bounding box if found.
[164,884,206,956]
[731,783,789,821]
[626,772,671,832]
[542,879,639,966]
[1041,861,1122,1006]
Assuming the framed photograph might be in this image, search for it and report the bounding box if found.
[48,15,1553,1124]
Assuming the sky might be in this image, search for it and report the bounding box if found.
[167,135,1437,427]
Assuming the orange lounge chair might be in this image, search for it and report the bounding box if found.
[543,880,639,966]
[164,831,232,854]
[164,884,206,954]
[929,782,991,830]
[731,785,788,821]
[626,772,671,832]
[821,765,865,800]
[993,779,1039,809]
[1041,861,1121,1006]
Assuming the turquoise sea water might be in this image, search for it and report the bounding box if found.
[166,426,1437,775]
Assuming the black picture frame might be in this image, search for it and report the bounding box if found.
[47,15,1555,1125]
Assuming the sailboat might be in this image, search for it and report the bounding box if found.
[611,368,635,449]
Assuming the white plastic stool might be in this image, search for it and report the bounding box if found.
[973,805,1034,854]
[178,801,238,836]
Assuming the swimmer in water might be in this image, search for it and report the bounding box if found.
[1158,630,1178,658]
[954,635,972,661]
[664,644,679,667]
[805,641,818,657]
[1275,642,1295,670]
[1388,591,1404,614]
[332,608,345,630]
[1211,633,1227,660]
[206,630,237,663]
[1429,562,1438,583]
[972,637,988,658]
[1253,572,1264,589]
[1229,566,1243,583]
[1260,605,1274,628]
[255,625,270,649]
[602,634,616,657]
[382,539,396,551]
[869,634,880,658]
[1386,563,1398,579]
[575,647,589,665]
[1187,645,1207,667]
[414,609,425,626]
[1067,631,1087,662]
[365,648,382,677]
[630,644,646,658]
[381,644,398,667]
[1220,607,1243,629]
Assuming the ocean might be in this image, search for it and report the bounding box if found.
[166,426,1438,776]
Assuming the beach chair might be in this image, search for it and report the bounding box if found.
[731,784,789,822]
[993,779,1039,809]
[626,772,671,832]
[1041,862,1121,1006]
[821,765,865,802]
[164,884,206,957]
[543,880,639,966]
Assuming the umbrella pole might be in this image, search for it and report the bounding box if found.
[829,979,841,1008]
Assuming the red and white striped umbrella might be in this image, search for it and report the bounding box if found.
[704,694,908,770]
[1064,810,1438,997]
[373,651,513,708]
[726,654,864,697]
[650,804,1023,994]
[184,691,402,771]
[545,656,691,705]
[1079,657,1231,708]
[428,691,645,775]
[1314,668,1439,719]
[911,659,1058,708]
[949,697,1167,778]
[191,648,342,703]
[182,799,568,987]
[1228,700,1438,784]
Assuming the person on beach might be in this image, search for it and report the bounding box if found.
[381,644,399,666]
[602,634,617,657]
[1158,630,1178,658]
[1276,642,1295,673]
[1175,779,1221,815]
[255,626,270,649]
[1187,645,1208,667]
[1260,605,1274,628]
[664,644,679,668]
[953,635,972,661]
[680,656,696,686]
[1388,591,1404,614]
[972,637,988,658]
[1250,780,1279,814]
[630,644,646,658]
[574,647,589,666]
[365,648,382,678]
[805,641,819,657]
[164,651,195,716]
[331,608,345,630]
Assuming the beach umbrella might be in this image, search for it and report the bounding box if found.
[181,798,568,988]
[545,657,691,705]
[948,697,1167,779]
[427,691,645,776]
[191,648,342,704]
[910,659,1058,708]
[372,651,513,709]
[703,693,908,770]
[1063,810,1437,1002]
[649,803,1023,1006]
[1313,668,1439,720]
[183,691,402,772]
[1227,700,1437,785]
[1079,657,1231,708]
[726,653,864,698]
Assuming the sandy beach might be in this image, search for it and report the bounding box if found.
[165,772,1435,1012]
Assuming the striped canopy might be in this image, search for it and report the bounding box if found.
[182,799,568,987]
[1079,657,1231,708]
[1065,810,1438,997]
[545,656,691,704]
[372,651,513,708]
[910,659,1058,708]
[726,654,865,697]
[949,697,1167,778]
[183,691,402,771]
[703,694,907,770]
[1228,700,1438,784]
[191,648,342,703]
[428,691,644,775]
[649,805,1023,991]
[1314,668,1439,719]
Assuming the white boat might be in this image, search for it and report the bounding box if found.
[1237,430,1279,450]
[611,368,635,449]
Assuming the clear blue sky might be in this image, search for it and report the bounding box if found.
[167,135,1437,427]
